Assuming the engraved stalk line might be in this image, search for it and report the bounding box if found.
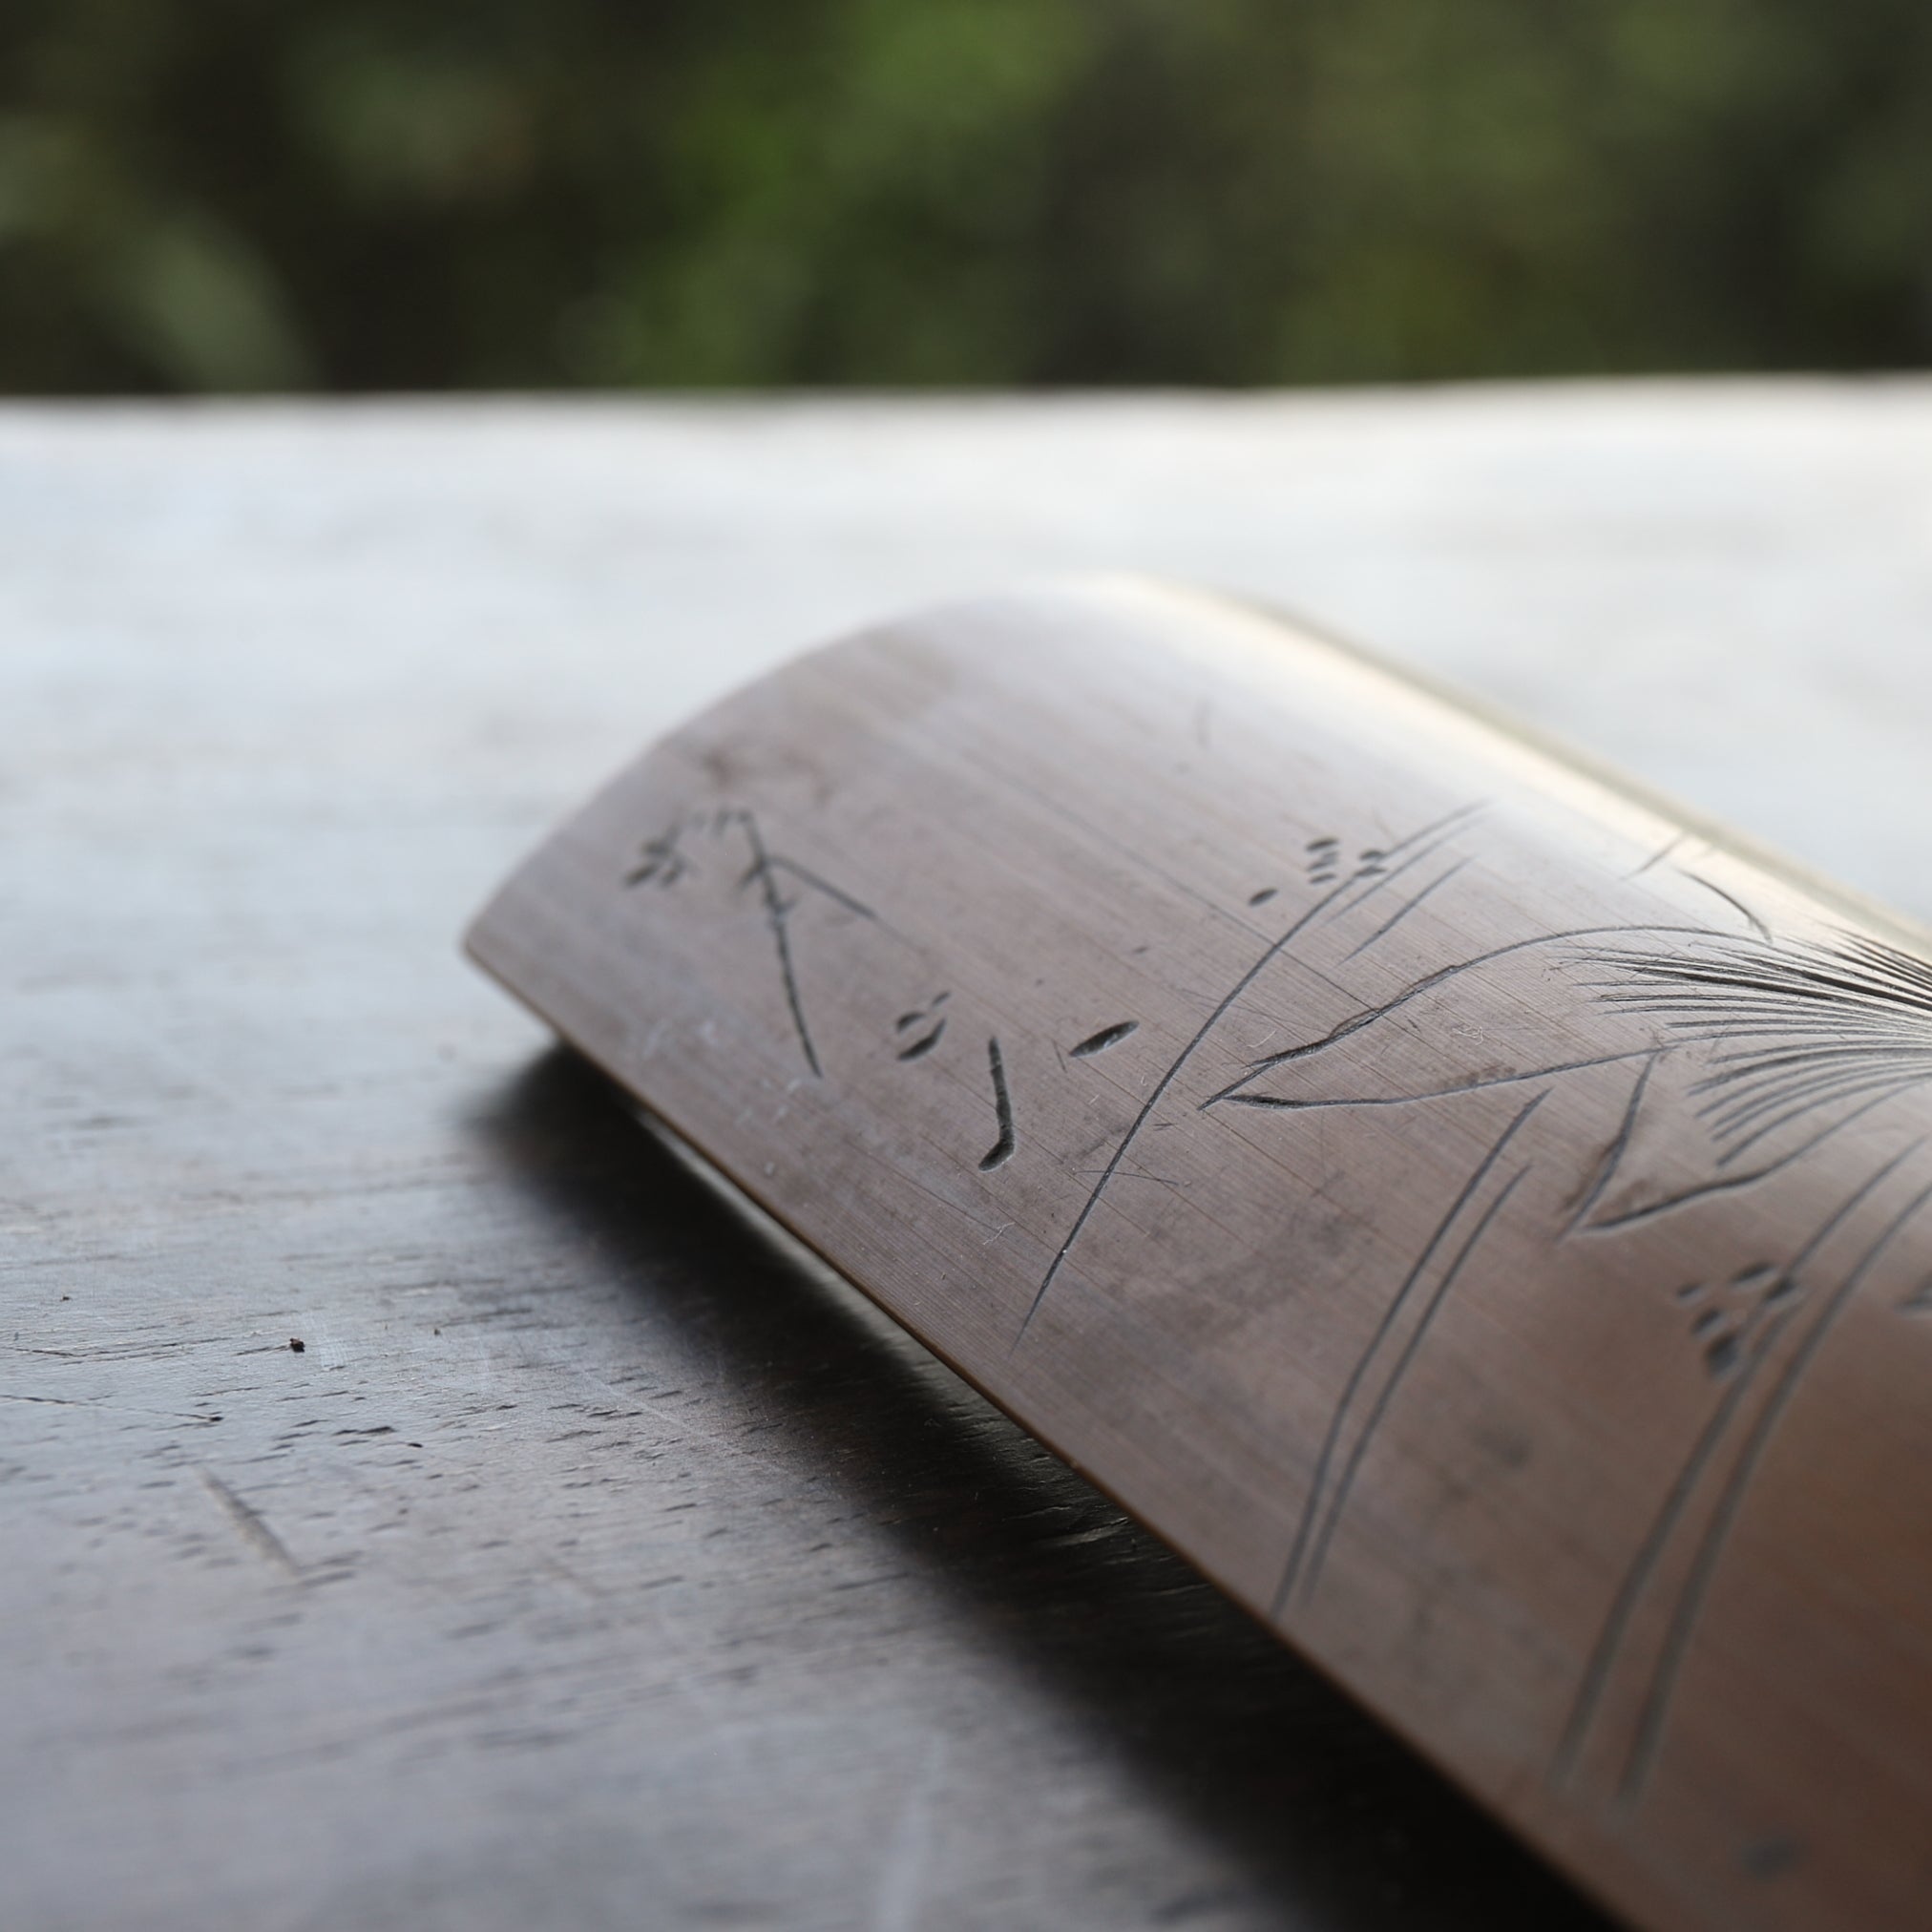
[1014,800,1488,1346]
[1275,1091,1545,1614]
[737,810,823,1080]
[716,808,875,1082]
[1616,1156,1932,1805]
[1313,802,1488,928]
[1218,1050,1648,1117]
[1550,1303,1800,1788]
[1302,1163,1532,1601]
[1627,831,1691,880]
[1205,922,1712,1112]
[1341,856,1472,961]
[1551,1140,1923,1792]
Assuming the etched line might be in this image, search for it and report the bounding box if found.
[1564,1054,1662,1234]
[1550,1303,1797,1785]
[1715,1068,1930,1165]
[1704,1053,1931,1143]
[1579,1088,1908,1232]
[1217,1050,1648,1115]
[1618,1157,1932,1804]
[1342,857,1473,960]
[978,1038,1017,1171]
[1016,802,1499,1346]
[1555,1143,1920,1786]
[737,810,821,1079]
[1694,1043,1922,1114]
[1208,921,1712,1109]
[1682,872,1772,943]
[1274,1091,1546,1613]
[1373,800,1489,861]
[764,855,877,922]
[1314,805,1486,927]
[1297,1132,1541,1603]
[1017,891,1350,1337]
[1068,1166,1180,1189]
[1628,831,1691,880]
[1695,1035,1932,1097]
[1587,932,1932,1032]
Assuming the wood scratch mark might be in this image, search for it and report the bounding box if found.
[871,1736,947,1932]
[200,1467,302,1577]
[0,1390,220,1425]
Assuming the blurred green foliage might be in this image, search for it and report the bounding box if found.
[2,0,1929,391]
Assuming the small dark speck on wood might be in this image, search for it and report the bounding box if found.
[289,1337,306,1354]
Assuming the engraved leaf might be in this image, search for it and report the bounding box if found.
[1212,927,1932,1233]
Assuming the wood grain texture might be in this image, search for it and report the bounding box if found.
[469,578,1932,1932]
[9,388,1932,1931]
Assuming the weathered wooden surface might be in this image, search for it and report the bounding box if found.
[469,574,1932,1932]
[6,386,1932,1931]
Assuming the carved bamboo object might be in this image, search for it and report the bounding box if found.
[468,579,1932,1931]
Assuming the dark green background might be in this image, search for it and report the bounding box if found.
[4,0,1929,392]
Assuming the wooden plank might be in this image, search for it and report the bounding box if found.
[9,388,1932,1930]
[472,578,1932,1932]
